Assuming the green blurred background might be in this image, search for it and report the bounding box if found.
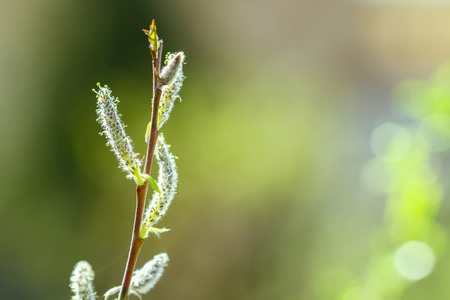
[2,0,450,299]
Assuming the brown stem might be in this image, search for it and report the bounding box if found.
[118,37,164,300]
[118,187,145,299]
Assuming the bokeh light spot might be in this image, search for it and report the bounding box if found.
[394,241,435,281]
[371,123,411,162]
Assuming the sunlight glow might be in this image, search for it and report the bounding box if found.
[394,241,435,281]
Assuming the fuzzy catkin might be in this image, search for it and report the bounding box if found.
[131,253,169,294]
[95,84,141,179]
[143,134,178,231]
[158,52,185,129]
[70,261,96,300]
[159,52,184,86]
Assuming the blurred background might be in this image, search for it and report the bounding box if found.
[2,0,450,299]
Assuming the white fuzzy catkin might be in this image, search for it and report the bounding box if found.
[95,84,141,180]
[130,253,169,294]
[158,52,185,129]
[70,261,96,300]
[143,134,178,234]
[159,52,184,86]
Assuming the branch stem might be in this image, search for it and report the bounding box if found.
[118,38,163,300]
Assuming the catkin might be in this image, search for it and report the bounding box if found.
[158,52,185,129]
[131,253,169,294]
[95,84,141,180]
[70,261,96,300]
[143,134,178,234]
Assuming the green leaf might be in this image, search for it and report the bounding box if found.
[149,20,158,53]
[145,122,151,142]
[142,20,159,54]
[144,175,162,193]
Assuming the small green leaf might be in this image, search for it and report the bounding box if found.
[149,20,158,52]
[142,20,159,54]
[144,175,161,193]
[145,122,151,142]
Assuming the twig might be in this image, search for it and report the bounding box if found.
[118,21,163,300]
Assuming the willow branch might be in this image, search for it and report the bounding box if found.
[118,34,163,300]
